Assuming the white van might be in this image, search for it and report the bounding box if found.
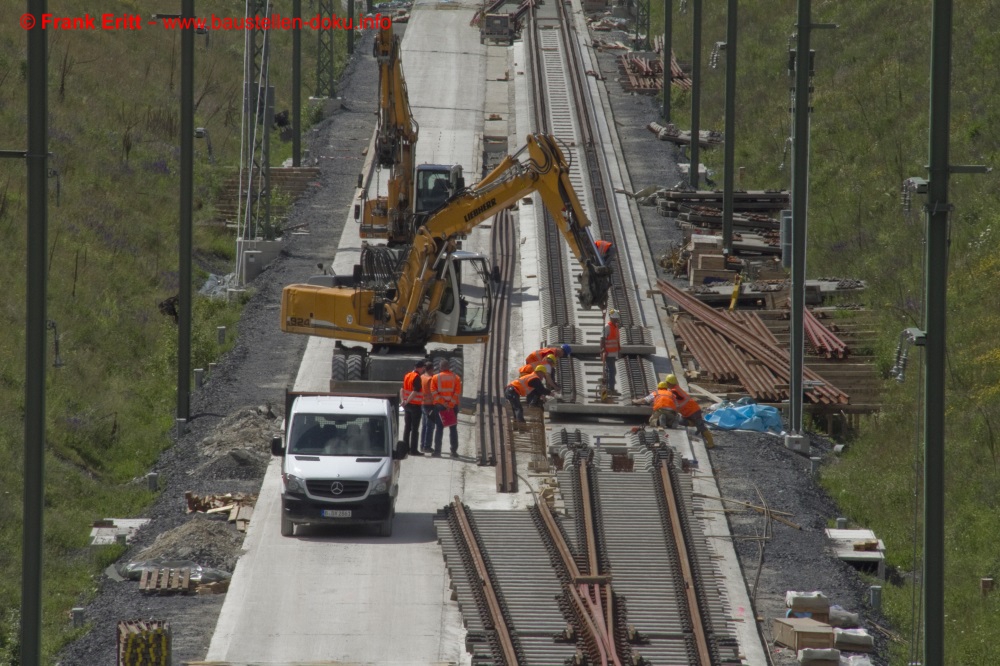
[271,392,408,537]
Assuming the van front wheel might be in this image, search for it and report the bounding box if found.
[280,502,294,537]
[377,513,393,537]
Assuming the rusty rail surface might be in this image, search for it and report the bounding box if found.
[659,279,849,404]
[804,308,850,358]
[537,477,622,666]
[450,498,521,665]
[657,450,713,666]
[477,210,518,492]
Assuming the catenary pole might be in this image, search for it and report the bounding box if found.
[688,0,701,188]
[662,0,671,121]
[721,0,737,256]
[22,0,48,662]
[788,0,811,438]
[293,0,301,166]
[179,0,194,424]
[923,1,951,662]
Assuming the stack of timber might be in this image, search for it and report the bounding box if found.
[117,620,171,666]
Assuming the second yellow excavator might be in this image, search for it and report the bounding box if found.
[281,134,612,377]
[360,24,465,244]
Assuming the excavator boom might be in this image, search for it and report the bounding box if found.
[420,133,612,310]
[282,134,613,346]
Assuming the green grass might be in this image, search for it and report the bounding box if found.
[0,0,350,661]
[641,1,1000,662]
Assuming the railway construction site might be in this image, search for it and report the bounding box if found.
[56,1,891,665]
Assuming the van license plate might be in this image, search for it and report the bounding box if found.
[322,509,351,518]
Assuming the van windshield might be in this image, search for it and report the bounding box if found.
[288,414,389,457]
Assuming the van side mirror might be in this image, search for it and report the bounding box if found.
[393,440,408,460]
[271,435,285,457]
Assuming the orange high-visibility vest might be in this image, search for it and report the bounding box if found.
[420,373,434,405]
[433,371,460,408]
[670,386,700,418]
[604,320,621,355]
[595,239,612,256]
[518,363,536,376]
[401,370,424,405]
[525,347,560,366]
[652,389,677,412]
[508,373,539,397]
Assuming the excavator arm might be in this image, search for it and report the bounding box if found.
[418,133,613,309]
[361,26,419,241]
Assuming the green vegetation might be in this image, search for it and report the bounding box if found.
[652,2,1000,662]
[0,1,348,661]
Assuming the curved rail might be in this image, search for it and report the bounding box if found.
[476,210,518,491]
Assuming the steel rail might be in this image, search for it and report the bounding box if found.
[477,210,518,491]
[554,0,653,400]
[659,278,848,403]
[451,498,520,665]
[657,453,714,665]
[537,488,620,665]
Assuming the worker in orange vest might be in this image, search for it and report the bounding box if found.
[602,309,622,395]
[663,373,715,448]
[517,353,560,391]
[429,358,462,457]
[419,361,437,453]
[595,239,615,267]
[525,344,572,366]
[505,366,551,422]
[401,359,427,456]
[632,381,678,428]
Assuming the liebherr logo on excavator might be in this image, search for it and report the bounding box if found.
[463,198,496,223]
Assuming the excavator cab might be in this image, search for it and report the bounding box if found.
[414,164,465,227]
[431,251,492,342]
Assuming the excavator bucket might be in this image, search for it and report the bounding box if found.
[577,262,612,310]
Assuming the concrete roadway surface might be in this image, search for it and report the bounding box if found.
[205,2,520,664]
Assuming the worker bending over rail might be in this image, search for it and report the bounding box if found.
[505,365,552,423]
[663,373,715,449]
[633,381,678,428]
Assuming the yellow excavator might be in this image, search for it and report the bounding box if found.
[360,25,464,244]
[282,133,612,380]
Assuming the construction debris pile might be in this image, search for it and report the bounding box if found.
[194,404,279,480]
[185,491,258,532]
[773,590,875,664]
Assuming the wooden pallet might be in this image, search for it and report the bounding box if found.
[138,568,192,594]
